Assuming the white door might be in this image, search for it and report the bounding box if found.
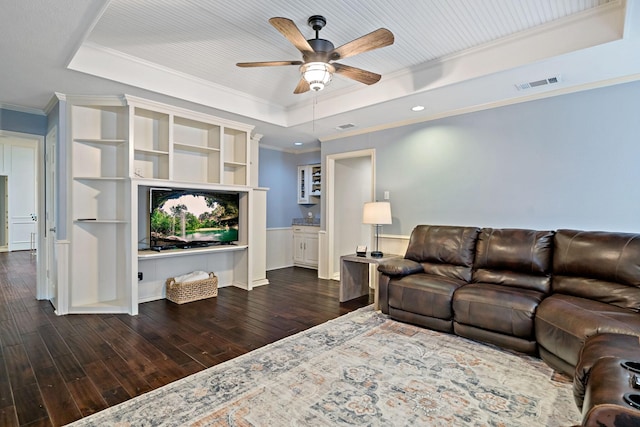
[297,166,308,204]
[45,127,57,307]
[305,233,319,265]
[293,231,305,263]
[9,145,37,251]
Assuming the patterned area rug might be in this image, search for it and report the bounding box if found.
[68,306,580,426]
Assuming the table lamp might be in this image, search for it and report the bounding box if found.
[362,201,392,258]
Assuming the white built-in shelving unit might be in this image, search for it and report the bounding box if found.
[297,163,321,204]
[60,94,265,315]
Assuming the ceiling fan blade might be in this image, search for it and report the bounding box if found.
[333,63,381,85]
[294,78,310,94]
[330,28,394,60]
[269,17,314,54]
[236,60,302,67]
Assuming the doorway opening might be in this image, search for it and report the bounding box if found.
[325,149,375,280]
[0,130,45,299]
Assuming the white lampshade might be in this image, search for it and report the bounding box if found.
[362,202,392,225]
[301,62,334,91]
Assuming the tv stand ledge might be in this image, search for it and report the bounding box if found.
[138,244,248,259]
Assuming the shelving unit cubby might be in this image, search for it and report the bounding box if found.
[133,107,170,180]
[69,102,132,313]
[223,128,248,185]
[173,116,221,184]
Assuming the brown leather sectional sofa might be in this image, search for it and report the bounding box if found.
[377,225,640,426]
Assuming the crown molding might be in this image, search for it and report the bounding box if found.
[0,103,46,116]
[68,42,288,126]
[320,72,640,143]
[259,143,321,154]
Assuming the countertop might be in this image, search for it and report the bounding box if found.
[292,218,320,226]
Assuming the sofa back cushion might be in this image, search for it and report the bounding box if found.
[553,229,640,311]
[472,228,554,293]
[405,225,480,282]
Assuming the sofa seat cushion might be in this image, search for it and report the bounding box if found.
[452,283,545,339]
[453,322,538,354]
[574,333,640,410]
[388,273,466,320]
[535,294,640,371]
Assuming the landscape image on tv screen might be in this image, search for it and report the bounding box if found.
[150,189,239,248]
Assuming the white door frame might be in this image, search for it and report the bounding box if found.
[324,149,375,280]
[0,130,45,298]
[0,175,8,250]
[44,126,57,304]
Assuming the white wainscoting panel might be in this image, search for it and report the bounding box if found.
[266,227,294,271]
[318,230,329,279]
[380,234,410,257]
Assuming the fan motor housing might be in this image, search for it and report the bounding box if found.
[304,39,335,63]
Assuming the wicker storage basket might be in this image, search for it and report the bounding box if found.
[166,272,218,304]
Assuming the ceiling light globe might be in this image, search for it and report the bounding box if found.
[301,62,334,92]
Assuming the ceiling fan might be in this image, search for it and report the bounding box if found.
[236,15,394,94]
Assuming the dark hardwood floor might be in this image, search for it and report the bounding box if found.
[0,251,371,426]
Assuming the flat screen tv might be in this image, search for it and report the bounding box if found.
[149,188,239,249]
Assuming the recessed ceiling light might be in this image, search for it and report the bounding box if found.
[294,142,303,146]
[411,105,425,112]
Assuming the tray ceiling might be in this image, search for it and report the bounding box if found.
[83,0,614,108]
[2,0,639,149]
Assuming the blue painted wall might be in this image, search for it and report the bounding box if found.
[259,147,321,228]
[322,80,640,235]
[0,108,47,135]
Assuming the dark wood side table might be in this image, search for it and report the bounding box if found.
[340,253,401,309]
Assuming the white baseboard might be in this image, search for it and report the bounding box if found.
[252,278,270,287]
[138,279,234,303]
[139,295,164,304]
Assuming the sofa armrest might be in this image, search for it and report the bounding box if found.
[575,333,640,409]
[377,258,423,277]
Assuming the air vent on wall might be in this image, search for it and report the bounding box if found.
[515,75,562,91]
[336,123,356,131]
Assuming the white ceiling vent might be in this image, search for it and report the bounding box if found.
[336,123,356,131]
[515,75,562,91]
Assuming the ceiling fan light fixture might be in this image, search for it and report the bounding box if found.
[301,62,334,91]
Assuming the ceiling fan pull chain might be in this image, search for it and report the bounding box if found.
[312,92,317,133]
